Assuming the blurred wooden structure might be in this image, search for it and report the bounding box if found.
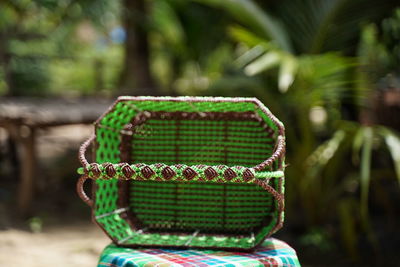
[0,97,112,216]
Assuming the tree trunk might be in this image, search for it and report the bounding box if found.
[118,0,157,96]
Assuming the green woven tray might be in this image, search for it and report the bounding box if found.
[77,96,285,251]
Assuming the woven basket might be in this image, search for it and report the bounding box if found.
[77,96,285,251]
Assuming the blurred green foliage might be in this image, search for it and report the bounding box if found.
[28,216,43,233]
[0,0,120,96]
[190,0,400,262]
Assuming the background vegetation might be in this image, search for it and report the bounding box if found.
[1,0,400,265]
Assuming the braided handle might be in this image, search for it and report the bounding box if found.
[77,134,284,181]
[79,135,95,166]
[253,135,285,171]
[76,175,93,207]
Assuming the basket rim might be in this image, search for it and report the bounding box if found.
[77,96,286,249]
[94,96,285,136]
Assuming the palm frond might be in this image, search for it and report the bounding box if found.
[193,0,293,52]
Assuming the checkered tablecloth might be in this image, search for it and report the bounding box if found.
[98,238,300,267]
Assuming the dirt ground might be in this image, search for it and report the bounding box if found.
[0,224,109,267]
[0,124,110,267]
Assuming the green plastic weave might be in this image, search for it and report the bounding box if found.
[77,96,285,250]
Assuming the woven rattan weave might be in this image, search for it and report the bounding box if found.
[77,96,285,251]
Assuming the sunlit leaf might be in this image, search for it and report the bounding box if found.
[359,126,373,223]
[235,45,267,68]
[278,55,298,92]
[304,129,346,187]
[307,129,346,168]
[244,51,280,76]
[352,127,364,164]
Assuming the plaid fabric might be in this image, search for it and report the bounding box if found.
[98,238,300,267]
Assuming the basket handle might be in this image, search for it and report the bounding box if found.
[78,134,284,180]
[253,135,285,171]
[76,175,93,207]
[79,134,95,166]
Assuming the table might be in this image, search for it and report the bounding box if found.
[0,97,113,215]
